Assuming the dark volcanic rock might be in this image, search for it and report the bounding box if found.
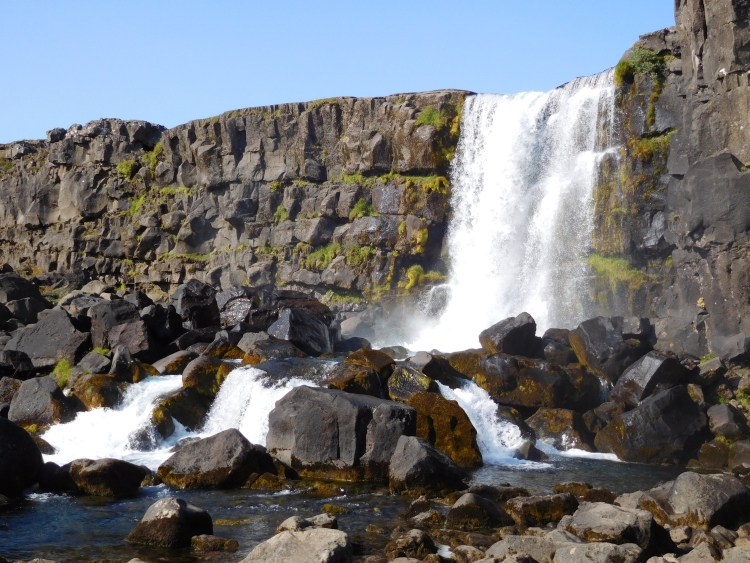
[324,363,383,398]
[595,386,707,464]
[76,351,112,375]
[157,387,210,431]
[127,497,213,548]
[6,297,47,325]
[0,417,43,496]
[4,309,90,368]
[152,350,197,375]
[446,493,510,530]
[389,435,468,495]
[385,529,437,560]
[479,312,540,357]
[158,429,276,489]
[89,300,142,350]
[526,408,595,452]
[171,279,221,330]
[8,376,78,427]
[72,373,122,410]
[267,307,333,356]
[387,365,439,403]
[504,493,578,529]
[181,356,234,398]
[0,376,22,404]
[267,386,416,481]
[69,458,149,497]
[0,273,46,304]
[611,351,687,407]
[707,403,750,441]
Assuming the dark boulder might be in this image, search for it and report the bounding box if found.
[0,273,46,304]
[504,493,578,529]
[8,376,78,427]
[267,308,333,356]
[69,458,149,497]
[334,336,371,353]
[385,529,437,560]
[192,534,239,552]
[595,386,708,464]
[707,404,750,441]
[109,345,157,383]
[389,435,468,495]
[479,312,540,357]
[171,279,221,330]
[0,376,22,404]
[88,300,141,350]
[157,387,210,431]
[345,348,396,380]
[141,304,185,343]
[267,386,416,481]
[157,429,277,489]
[407,391,482,468]
[525,408,595,452]
[241,336,307,364]
[406,351,469,389]
[181,356,234,398]
[563,502,662,551]
[4,309,90,368]
[152,350,197,375]
[611,351,687,407]
[126,497,213,548]
[388,365,439,403]
[0,417,43,496]
[324,363,384,398]
[107,320,155,361]
[542,328,578,365]
[76,351,111,375]
[38,461,78,493]
[72,373,122,410]
[446,493,510,530]
[6,298,47,325]
[0,350,35,380]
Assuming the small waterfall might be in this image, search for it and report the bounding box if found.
[410,71,617,352]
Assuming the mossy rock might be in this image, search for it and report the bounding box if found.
[182,356,235,398]
[525,408,595,452]
[442,349,484,379]
[407,391,483,468]
[687,438,731,471]
[325,364,383,398]
[202,341,245,360]
[387,366,439,403]
[72,373,123,410]
[345,348,395,381]
[151,406,175,439]
[157,387,210,431]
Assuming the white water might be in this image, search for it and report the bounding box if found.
[410,71,616,352]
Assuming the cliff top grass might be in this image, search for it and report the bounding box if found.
[615,48,672,87]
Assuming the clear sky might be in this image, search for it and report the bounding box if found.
[1,1,676,144]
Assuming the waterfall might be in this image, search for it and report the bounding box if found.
[410,71,616,352]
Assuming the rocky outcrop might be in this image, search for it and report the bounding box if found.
[126,497,213,548]
[0,417,43,496]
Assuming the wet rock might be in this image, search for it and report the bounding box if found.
[388,365,439,403]
[407,391,482,467]
[69,458,149,497]
[324,363,383,398]
[451,545,485,563]
[496,406,536,443]
[158,429,277,489]
[181,355,234,398]
[389,436,467,495]
[511,441,548,462]
[191,534,239,552]
[242,337,307,364]
[503,494,578,529]
[202,334,245,359]
[152,350,198,374]
[0,350,35,380]
[485,535,556,563]
[237,331,271,353]
[151,406,175,439]
[126,497,213,548]
[333,336,371,354]
[385,529,437,560]
[446,493,510,530]
[267,386,416,481]
[553,542,642,563]
[411,509,444,526]
[526,408,595,452]
[594,386,708,464]
[72,373,122,410]
[38,461,78,493]
[157,387,210,431]
[611,351,687,407]
[109,345,157,383]
[268,308,333,356]
[0,417,43,496]
[563,502,658,550]
[4,309,90,368]
[141,304,185,343]
[8,376,78,427]
[171,279,221,330]
[542,328,578,365]
[240,528,352,563]
[729,439,750,474]
[707,403,750,441]
[479,313,540,357]
[406,351,469,389]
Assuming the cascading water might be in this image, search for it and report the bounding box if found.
[410,71,617,352]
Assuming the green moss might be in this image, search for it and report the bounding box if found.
[321,290,365,306]
[170,253,211,263]
[627,130,675,162]
[292,179,309,187]
[415,106,448,130]
[306,243,342,271]
[52,359,71,388]
[141,142,163,174]
[346,245,376,267]
[402,264,446,290]
[0,159,13,172]
[349,198,374,220]
[117,160,140,181]
[160,185,193,197]
[341,173,375,188]
[269,180,281,193]
[700,352,716,365]
[92,347,111,356]
[587,254,649,292]
[665,256,673,268]
[614,59,634,87]
[129,194,147,217]
[398,221,407,235]
[414,228,429,254]
[273,205,289,223]
[309,98,339,110]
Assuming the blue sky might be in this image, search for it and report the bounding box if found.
[1,1,676,143]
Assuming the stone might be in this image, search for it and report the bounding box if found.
[268,307,333,356]
[242,337,307,364]
[141,304,185,343]
[191,534,239,552]
[294,218,337,245]
[594,386,707,464]
[324,363,383,398]
[157,387,210,431]
[678,542,719,562]
[407,391,482,467]
[611,351,687,407]
[152,350,198,374]
[542,329,578,365]
[238,331,271,353]
[88,299,141,350]
[389,436,468,495]
[689,357,726,386]
[72,373,122,410]
[446,493,510,530]
[240,528,352,563]
[76,352,111,375]
[0,376,21,404]
[126,497,213,548]
[107,320,154,360]
[4,309,90,368]
[69,458,149,497]
[267,386,416,481]
[0,350,34,380]
[157,429,276,489]
[707,403,749,441]
[503,494,579,529]
[552,542,642,563]
[385,529,437,560]
[526,409,595,452]
[485,536,556,563]
[479,313,540,357]
[564,502,656,550]
[171,279,221,329]
[0,417,43,496]
[0,273,46,304]
[6,298,47,325]
[8,376,78,427]
[181,355,234,398]
[451,545,485,563]
[388,365,439,403]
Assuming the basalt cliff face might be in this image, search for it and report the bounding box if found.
[0,90,467,327]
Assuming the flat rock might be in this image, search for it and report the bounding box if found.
[552,542,642,563]
[240,528,352,563]
[564,502,654,549]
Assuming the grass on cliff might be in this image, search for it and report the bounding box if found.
[615,48,672,87]
[321,290,364,306]
[305,243,342,271]
[587,254,648,291]
[349,198,375,220]
[117,160,140,181]
[129,195,147,217]
[52,359,72,389]
[627,130,675,162]
[346,245,376,267]
[141,142,163,174]
[402,264,447,290]
[273,205,289,223]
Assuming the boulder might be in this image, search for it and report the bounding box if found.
[140,304,185,342]
[0,350,35,380]
[0,417,43,496]
[479,313,540,357]
[485,536,556,563]
[69,458,149,497]
[6,298,47,325]
[76,352,111,375]
[72,373,122,410]
[0,376,21,404]
[345,348,395,380]
[240,528,352,563]
[407,391,483,467]
[389,435,468,495]
[446,493,510,530]
[109,345,157,383]
[4,309,90,368]
[569,317,649,383]
[388,365,439,403]
[88,300,141,350]
[552,542,642,563]
[157,387,210,431]
[181,356,234,398]
[267,386,416,481]
[126,497,213,548]
[107,320,155,361]
[525,409,594,452]
[406,351,469,389]
[268,308,333,356]
[192,534,239,552]
[594,386,708,464]
[542,329,578,365]
[158,429,276,489]
[171,279,221,329]
[385,529,437,560]
[689,438,731,470]
[152,350,197,374]
[611,351,687,407]
[707,403,750,441]
[38,461,78,493]
[324,363,383,398]
[503,494,578,529]
[563,502,656,550]
[0,273,46,304]
[8,376,78,427]
[637,472,750,530]
[242,337,307,365]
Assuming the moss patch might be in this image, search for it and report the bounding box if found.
[349,198,374,220]
[587,254,649,292]
[306,243,342,271]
